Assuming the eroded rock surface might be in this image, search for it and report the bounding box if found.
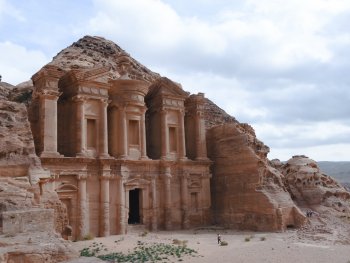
[49,35,160,83]
[0,82,77,262]
[207,124,306,231]
[279,155,350,209]
[273,155,350,243]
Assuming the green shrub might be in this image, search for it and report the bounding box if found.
[244,237,251,242]
[260,236,266,241]
[220,241,228,246]
[139,230,148,237]
[83,233,95,240]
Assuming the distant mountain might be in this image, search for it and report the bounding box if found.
[318,161,350,185]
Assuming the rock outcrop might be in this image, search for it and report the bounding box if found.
[278,155,350,211]
[207,124,306,231]
[275,156,350,243]
[0,82,77,262]
[49,35,160,83]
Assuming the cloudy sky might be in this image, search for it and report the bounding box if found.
[1,0,349,161]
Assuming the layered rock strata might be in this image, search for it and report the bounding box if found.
[207,124,306,231]
[278,156,350,211]
[0,82,77,262]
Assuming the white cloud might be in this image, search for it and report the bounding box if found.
[0,0,25,23]
[269,143,350,162]
[1,0,350,161]
[0,41,48,84]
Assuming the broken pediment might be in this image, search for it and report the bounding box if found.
[32,65,66,91]
[58,67,110,98]
[146,77,189,100]
[124,177,150,190]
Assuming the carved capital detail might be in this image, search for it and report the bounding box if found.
[77,173,89,181]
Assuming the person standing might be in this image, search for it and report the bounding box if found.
[217,234,221,244]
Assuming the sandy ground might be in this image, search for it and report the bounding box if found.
[70,224,350,263]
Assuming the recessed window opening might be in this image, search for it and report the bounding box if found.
[129,120,139,145]
[169,126,177,152]
[86,119,96,148]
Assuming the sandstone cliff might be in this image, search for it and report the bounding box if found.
[0,82,77,262]
[206,123,306,231]
[0,82,41,182]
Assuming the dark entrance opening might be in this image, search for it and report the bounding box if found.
[128,189,141,224]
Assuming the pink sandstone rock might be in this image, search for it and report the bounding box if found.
[279,155,350,211]
[207,124,306,231]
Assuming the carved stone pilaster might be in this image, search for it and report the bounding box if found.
[164,166,172,230]
[77,173,89,239]
[100,166,112,236]
[37,90,62,157]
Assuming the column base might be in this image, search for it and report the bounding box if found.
[119,154,128,160]
[195,157,210,161]
[179,157,188,161]
[140,156,149,160]
[161,156,169,161]
[98,153,111,159]
[40,151,63,158]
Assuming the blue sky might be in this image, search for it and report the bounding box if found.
[1,0,350,161]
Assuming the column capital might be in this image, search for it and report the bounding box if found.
[99,98,110,106]
[182,171,190,179]
[100,173,113,180]
[77,173,89,181]
[72,95,87,103]
[38,89,61,100]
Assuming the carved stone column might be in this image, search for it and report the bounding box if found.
[178,110,187,160]
[118,175,126,234]
[164,166,172,230]
[160,109,168,160]
[151,177,157,231]
[77,173,88,239]
[100,166,111,237]
[99,99,109,158]
[74,96,86,157]
[120,106,128,159]
[181,172,189,229]
[39,90,61,157]
[140,108,148,160]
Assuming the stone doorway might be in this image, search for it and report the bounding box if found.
[128,188,141,224]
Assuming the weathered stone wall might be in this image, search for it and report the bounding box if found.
[2,208,54,235]
[207,124,306,231]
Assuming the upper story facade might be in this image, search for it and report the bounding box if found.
[29,64,208,162]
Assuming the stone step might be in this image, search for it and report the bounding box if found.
[127,224,147,234]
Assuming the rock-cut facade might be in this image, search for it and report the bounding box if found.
[19,36,306,240]
[28,62,211,240]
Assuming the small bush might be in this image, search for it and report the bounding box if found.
[260,236,266,241]
[139,231,148,237]
[220,241,228,246]
[83,233,95,240]
[173,239,188,247]
[244,237,251,242]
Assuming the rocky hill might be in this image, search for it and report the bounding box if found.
[49,35,160,83]
[272,156,350,243]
